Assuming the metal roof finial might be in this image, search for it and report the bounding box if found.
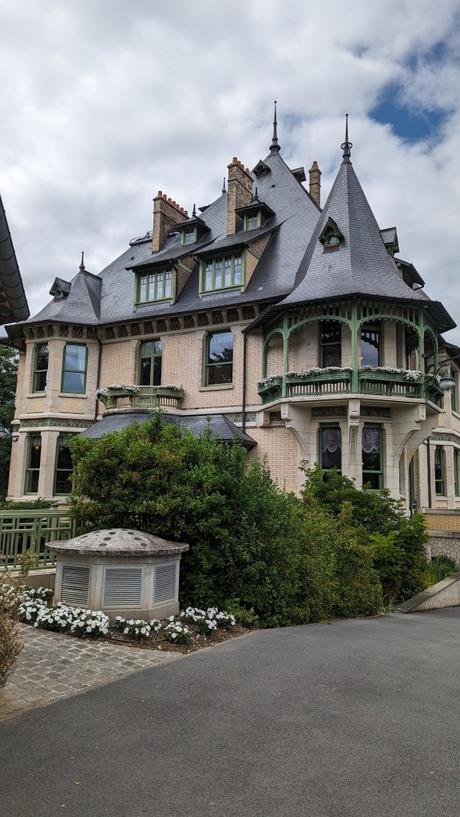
[341,113,353,162]
[222,176,226,193]
[270,99,280,153]
[79,251,85,272]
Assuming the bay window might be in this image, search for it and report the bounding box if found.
[61,344,88,394]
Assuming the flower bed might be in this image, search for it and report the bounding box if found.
[6,582,246,653]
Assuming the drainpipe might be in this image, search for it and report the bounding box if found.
[425,439,432,509]
[242,331,247,433]
[94,333,102,422]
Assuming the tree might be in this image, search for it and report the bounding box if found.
[0,345,18,499]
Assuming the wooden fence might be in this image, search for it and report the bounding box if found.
[0,509,76,570]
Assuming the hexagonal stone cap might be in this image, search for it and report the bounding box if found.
[47,528,189,557]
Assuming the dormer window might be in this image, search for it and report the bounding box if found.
[200,253,244,293]
[236,194,274,233]
[319,217,344,252]
[181,227,197,246]
[245,212,261,231]
[136,268,175,304]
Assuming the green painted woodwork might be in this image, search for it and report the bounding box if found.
[0,508,76,570]
[101,385,184,411]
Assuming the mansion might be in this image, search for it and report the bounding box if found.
[5,113,460,532]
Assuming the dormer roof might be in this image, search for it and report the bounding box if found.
[49,277,72,299]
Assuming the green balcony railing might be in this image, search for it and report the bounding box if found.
[257,368,444,406]
[0,509,76,570]
[98,385,185,411]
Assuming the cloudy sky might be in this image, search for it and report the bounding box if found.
[1,0,460,340]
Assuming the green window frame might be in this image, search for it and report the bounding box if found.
[451,370,458,413]
[244,211,261,231]
[181,227,197,246]
[204,330,233,385]
[24,433,41,494]
[136,269,175,304]
[200,254,244,293]
[320,321,341,367]
[362,425,384,489]
[32,342,49,392]
[319,425,342,472]
[139,340,162,386]
[454,449,460,497]
[61,343,88,394]
[434,446,446,496]
[54,433,74,496]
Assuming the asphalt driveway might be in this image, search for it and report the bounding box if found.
[1,609,459,817]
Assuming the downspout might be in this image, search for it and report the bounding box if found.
[242,330,247,433]
[94,332,102,422]
[426,439,432,509]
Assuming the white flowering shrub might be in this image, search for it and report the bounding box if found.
[21,586,53,603]
[17,597,47,623]
[180,606,236,633]
[35,603,109,637]
[205,608,236,629]
[113,616,154,640]
[164,619,192,644]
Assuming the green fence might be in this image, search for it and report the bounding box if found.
[0,509,76,570]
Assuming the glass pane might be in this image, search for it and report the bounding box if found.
[247,215,258,230]
[363,472,381,490]
[207,363,233,385]
[322,344,341,367]
[154,340,162,356]
[139,276,147,302]
[164,272,172,298]
[184,229,195,244]
[62,371,85,394]
[215,259,223,289]
[56,436,72,470]
[234,256,242,286]
[26,470,39,494]
[140,357,152,386]
[64,344,87,372]
[208,332,233,364]
[224,257,232,287]
[321,321,341,345]
[55,473,72,494]
[36,343,49,371]
[34,370,48,392]
[140,341,155,357]
[361,326,380,367]
[153,356,162,386]
[205,261,213,291]
[29,437,41,469]
[321,428,341,470]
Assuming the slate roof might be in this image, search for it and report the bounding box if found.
[80,410,256,449]
[0,194,29,324]
[272,155,455,332]
[16,150,319,328]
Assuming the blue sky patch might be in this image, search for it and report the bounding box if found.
[371,83,447,142]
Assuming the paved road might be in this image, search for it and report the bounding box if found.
[1,609,459,817]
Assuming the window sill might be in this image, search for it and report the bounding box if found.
[199,384,234,392]
[58,393,87,399]
[27,393,47,398]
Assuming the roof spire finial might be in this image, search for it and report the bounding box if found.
[79,251,85,272]
[341,113,353,162]
[192,203,196,218]
[222,176,226,193]
[270,99,280,153]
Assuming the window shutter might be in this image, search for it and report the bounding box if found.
[61,565,90,607]
[103,567,142,607]
[154,563,177,603]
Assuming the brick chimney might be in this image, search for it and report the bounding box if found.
[226,157,253,235]
[308,161,321,208]
[152,192,188,253]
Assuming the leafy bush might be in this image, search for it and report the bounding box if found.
[0,498,55,511]
[0,575,23,687]
[17,597,47,623]
[303,466,428,602]
[164,619,192,644]
[423,555,458,587]
[35,603,109,637]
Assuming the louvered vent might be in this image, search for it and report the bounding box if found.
[154,563,176,603]
[61,565,90,607]
[103,568,142,607]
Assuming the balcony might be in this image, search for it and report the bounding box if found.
[257,368,444,406]
[97,384,184,412]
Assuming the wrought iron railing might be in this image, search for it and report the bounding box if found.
[0,509,76,570]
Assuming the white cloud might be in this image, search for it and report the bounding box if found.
[0,0,459,341]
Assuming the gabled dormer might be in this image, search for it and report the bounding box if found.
[319,217,344,251]
[49,277,72,300]
[176,205,211,246]
[380,227,399,256]
[235,190,275,232]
